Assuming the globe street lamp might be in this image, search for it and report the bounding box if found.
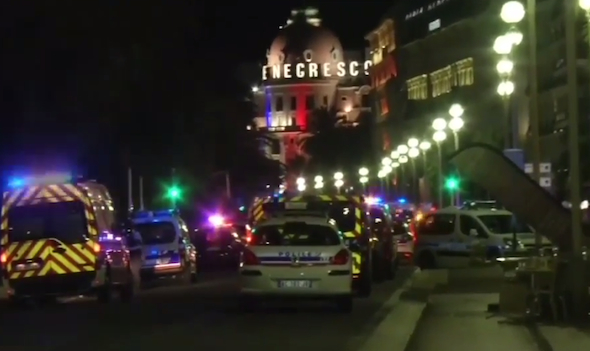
[500,1,525,24]
[390,150,400,160]
[382,157,392,166]
[334,172,343,181]
[358,167,369,176]
[432,130,447,206]
[408,138,419,148]
[398,155,408,164]
[314,181,324,189]
[432,118,447,131]
[419,141,431,179]
[314,175,323,183]
[297,183,306,192]
[397,145,409,155]
[296,177,306,186]
[358,168,369,192]
[359,176,369,184]
[334,172,344,194]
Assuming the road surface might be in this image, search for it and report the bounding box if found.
[0,268,413,351]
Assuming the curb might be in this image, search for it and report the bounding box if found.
[357,268,432,351]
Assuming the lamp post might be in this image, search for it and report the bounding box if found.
[358,167,369,193]
[334,172,344,194]
[432,130,447,206]
[314,175,324,190]
[408,147,420,203]
[448,104,464,150]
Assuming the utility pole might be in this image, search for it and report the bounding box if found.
[564,0,587,320]
[527,0,543,250]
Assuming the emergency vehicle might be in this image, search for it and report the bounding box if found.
[412,205,552,269]
[240,201,353,311]
[131,209,198,285]
[0,173,134,303]
[249,194,373,297]
[365,199,399,281]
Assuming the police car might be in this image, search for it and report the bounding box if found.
[131,210,198,285]
[412,204,552,269]
[238,209,354,312]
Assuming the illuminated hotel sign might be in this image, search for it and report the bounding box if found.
[262,61,372,80]
[405,0,450,20]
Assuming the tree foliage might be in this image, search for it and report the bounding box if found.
[303,107,375,174]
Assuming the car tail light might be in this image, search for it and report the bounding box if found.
[0,252,6,264]
[92,243,101,253]
[331,249,349,265]
[242,249,259,266]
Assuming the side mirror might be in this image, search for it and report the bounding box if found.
[469,228,479,237]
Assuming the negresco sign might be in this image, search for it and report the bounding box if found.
[262,60,372,80]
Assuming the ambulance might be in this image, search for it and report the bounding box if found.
[0,173,134,304]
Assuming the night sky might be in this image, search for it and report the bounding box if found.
[0,1,395,212]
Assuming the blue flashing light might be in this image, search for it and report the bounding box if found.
[398,198,407,204]
[7,172,72,189]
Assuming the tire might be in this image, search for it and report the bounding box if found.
[335,296,353,313]
[118,267,135,302]
[417,251,436,270]
[97,268,113,303]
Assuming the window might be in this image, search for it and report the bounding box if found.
[430,66,453,97]
[453,58,474,86]
[135,222,177,245]
[477,214,533,234]
[290,96,297,110]
[275,96,283,111]
[305,95,315,109]
[459,215,486,238]
[361,94,370,107]
[417,214,455,235]
[251,223,340,246]
[407,75,428,100]
[322,95,328,106]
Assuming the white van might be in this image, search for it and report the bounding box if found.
[412,206,553,269]
[131,210,197,285]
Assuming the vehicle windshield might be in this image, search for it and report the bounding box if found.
[327,203,357,232]
[477,214,533,234]
[7,201,88,244]
[134,221,177,245]
[392,221,408,234]
[251,222,340,246]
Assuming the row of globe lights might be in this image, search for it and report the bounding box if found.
[295,172,347,192]
[494,2,525,104]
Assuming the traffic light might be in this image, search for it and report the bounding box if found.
[445,177,459,190]
[166,186,182,200]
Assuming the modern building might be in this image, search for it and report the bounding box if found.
[365,0,590,197]
[250,8,372,168]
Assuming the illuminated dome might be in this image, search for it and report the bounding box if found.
[266,8,343,72]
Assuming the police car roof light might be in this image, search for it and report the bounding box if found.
[7,172,73,189]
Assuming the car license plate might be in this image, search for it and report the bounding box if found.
[278,280,312,288]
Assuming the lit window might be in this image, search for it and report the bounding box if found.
[453,58,474,86]
[430,66,452,97]
[407,75,428,100]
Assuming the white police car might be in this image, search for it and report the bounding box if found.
[239,215,353,312]
[132,210,197,285]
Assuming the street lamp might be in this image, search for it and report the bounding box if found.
[448,118,464,150]
[314,175,323,183]
[297,183,306,192]
[382,157,392,166]
[334,179,344,192]
[397,145,409,155]
[392,162,400,168]
[500,1,526,24]
[408,138,419,148]
[432,130,447,206]
[358,167,369,176]
[493,35,513,55]
[382,165,392,174]
[296,177,306,186]
[398,155,408,164]
[359,176,369,184]
[314,181,324,189]
[334,172,343,181]
[390,150,400,160]
[432,118,447,131]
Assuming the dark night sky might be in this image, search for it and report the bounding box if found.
[204,2,392,61]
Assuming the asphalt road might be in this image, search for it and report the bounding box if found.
[0,268,414,351]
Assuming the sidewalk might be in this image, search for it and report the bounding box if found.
[537,324,590,351]
[406,293,542,351]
